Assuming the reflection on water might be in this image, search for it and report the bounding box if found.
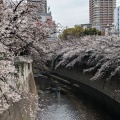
[57,91,60,105]
[37,89,114,120]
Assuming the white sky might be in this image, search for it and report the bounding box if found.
[47,0,120,28]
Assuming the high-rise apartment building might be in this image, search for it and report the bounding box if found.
[89,0,116,31]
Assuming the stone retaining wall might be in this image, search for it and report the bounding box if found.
[51,67,120,118]
[0,72,37,120]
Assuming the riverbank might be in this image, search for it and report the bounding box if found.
[45,36,120,119]
[0,93,36,120]
[0,72,37,120]
[49,67,120,119]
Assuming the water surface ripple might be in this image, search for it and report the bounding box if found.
[37,91,114,120]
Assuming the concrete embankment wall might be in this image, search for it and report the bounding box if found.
[51,67,120,118]
[0,72,37,120]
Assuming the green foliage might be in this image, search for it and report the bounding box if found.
[59,25,101,40]
[74,25,84,37]
[84,28,101,36]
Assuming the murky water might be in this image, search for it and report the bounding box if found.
[35,76,116,120]
[37,89,115,120]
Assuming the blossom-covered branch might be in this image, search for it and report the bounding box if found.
[48,36,120,82]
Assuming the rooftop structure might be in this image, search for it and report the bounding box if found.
[80,23,92,29]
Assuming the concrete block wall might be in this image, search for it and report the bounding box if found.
[0,56,37,120]
[52,67,120,117]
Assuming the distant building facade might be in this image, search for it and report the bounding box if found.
[89,0,116,31]
[80,23,92,29]
[28,0,57,40]
[40,12,53,27]
[105,23,116,36]
[114,6,120,36]
[28,0,47,14]
[28,0,53,27]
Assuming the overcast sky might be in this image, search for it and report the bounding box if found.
[47,0,120,28]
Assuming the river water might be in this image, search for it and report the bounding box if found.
[36,77,115,120]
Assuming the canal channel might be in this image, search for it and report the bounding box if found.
[35,75,116,120]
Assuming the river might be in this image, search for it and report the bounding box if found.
[36,76,115,120]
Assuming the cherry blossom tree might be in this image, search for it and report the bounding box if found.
[0,0,50,114]
[48,35,120,83]
[0,0,50,54]
[0,0,52,73]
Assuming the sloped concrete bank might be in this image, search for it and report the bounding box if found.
[51,67,120,119]
[0,72,37,120]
